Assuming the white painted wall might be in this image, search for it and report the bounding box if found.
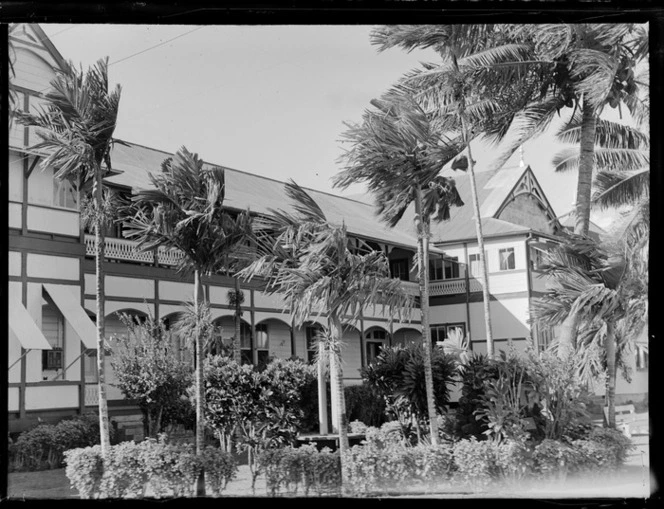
[9,153,24,201]
[8,282,23,384]
[25,283,44,382]
[262,319,292,359]
[341,327,362,381]
[8,387,20,412]
[429,302,467,326]
[253,290,287,310]
[12,45,57,92]
[27,205,80,237]
[159,280,195,302]
[27,253,79,280]
[105,275,154,299]
[208,284,237,305]
[468,296,531,342]
[9,202,22,230]
[27,164,54,207]
[25,385,79,410]
[9,251,21,277]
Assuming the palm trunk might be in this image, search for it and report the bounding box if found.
[94,171,111,457]
[604,321,617,429]
[194,269,206,496]
[462,114,494,358]
[575,98,597,237]
[317,338,329,435]
[233,277,242,364]
[557,308,580,360]
[329,316,350,496]
[414,187,440,445]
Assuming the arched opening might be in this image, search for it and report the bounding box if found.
[392,326,422,348]
[212,315,252,364]
[303,320,326,364]
[363,326,389,366]
[255,317,292,369]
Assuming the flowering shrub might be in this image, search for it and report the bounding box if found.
[64,437,237,499]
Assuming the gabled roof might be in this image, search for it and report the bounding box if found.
[9,23,68,75]
[391,165,555,244]
[105,140,432,252]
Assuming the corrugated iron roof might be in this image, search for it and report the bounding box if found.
[105,140,431,252]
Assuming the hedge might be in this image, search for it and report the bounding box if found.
[64,437,237,499]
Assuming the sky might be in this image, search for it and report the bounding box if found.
[37,23,626,227]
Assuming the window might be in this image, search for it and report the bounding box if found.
[364,329,387,365]
[240,322,252,365]
[499,248,515,271]
[429,257,460,281]
[536,325,553,352]
[255,323,270,368]
[306,325,324,363]
[636,344,648,371]
[84,351,98,382]
[389,259,410,281]
[469,252,488,277]
[430,323,466,344]
[53,178,78,210]
[42,300,64,380]
[530,247,546,270]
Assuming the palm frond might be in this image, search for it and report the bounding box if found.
[592,169,649,209]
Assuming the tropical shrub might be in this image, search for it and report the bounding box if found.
[344,383,387,428]
[524,349,591,440]
[203,355,317,490]
[110,312,193,438]
[455,353,501,439]
[451,438,498,487]
[259,444,341,496]
[64,437,237,499]
[9,414,117,472]
[474,350,536,442]
[362,343,456,440]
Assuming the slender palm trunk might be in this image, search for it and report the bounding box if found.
[462,114,494,358]
[575,98,597,237]
[414,187,439,445]
[194,269,206,496]
[317,339,329,435]
[557,309,580,360]
[329,316,350,496]
[233,277,242,364]
[94,171,111,456]
[604,321,617,429]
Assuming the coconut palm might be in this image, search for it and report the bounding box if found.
[369,25,545,361]
[239,180,414,494]
[553,118,649,358]
[335,91,464,443]
[17,58,122,456]
[370,23,648,361]
[123,147,252,495]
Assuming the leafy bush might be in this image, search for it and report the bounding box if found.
[203,356,317,490]
[362,344,457,440]
[455,353,500,439]
[532,438,584,479]
[451,438,498,487]
[581,427,634,467]
[344,383,386,428]
[345,439,453,494]
[259,444,341,496]
[9,414,117,472]
[64,437,237,499]
[110,312,193,438]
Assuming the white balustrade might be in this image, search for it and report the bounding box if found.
[429,278,467,296]
[157,246,185,266]
[84,383,99,406]
[85,234,154,264]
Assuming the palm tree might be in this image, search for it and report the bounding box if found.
[553,118,649,358]
[17,58,122,456]
[370,23,648,360]
[226,284,244,364]
[239,180,413,494]
[369,25,544,360]
[335,91,464,444]
[531,231,645,428]
[123,147,252,495]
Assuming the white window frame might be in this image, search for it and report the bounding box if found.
[498,247,516,271]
